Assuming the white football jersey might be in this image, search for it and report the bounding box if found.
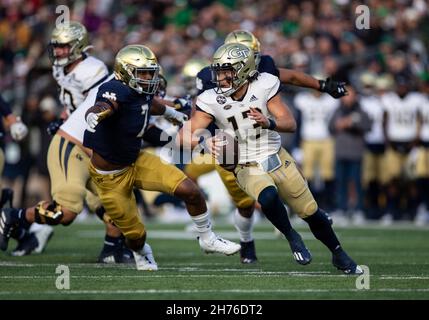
[417,93,429,142]
[60,74,114,143]
[52,56,109,115]
[293,92,338,141]
[360,95,385,144]
[196,72,281,164]
[381,92,420,142]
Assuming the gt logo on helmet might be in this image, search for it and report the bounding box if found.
[228,46,250,59]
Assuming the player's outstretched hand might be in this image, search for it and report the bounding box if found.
[319,78,348,99]
[164,107,189,125]
[86,112,100,132]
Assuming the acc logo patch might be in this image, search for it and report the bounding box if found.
[223,104,232,110]
[102,91,117,101]
[216,95,227,104]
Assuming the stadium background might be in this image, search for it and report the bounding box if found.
[0,0,428,223]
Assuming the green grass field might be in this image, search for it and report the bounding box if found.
[1,218,429,300]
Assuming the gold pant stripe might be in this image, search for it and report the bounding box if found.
[48,134,100,214]
[58,136,65,172]
[63,140,75,180]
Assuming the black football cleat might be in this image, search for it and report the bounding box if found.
[287,229,312,265]
[332,249,363,275]
[11,232,39,256]
[0,208,21,251]
[240,240,258,264]
[97,241,135,264]
[121,245,135,264]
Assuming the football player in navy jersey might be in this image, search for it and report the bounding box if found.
[82,45,241,270]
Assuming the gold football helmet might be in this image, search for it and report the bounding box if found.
[224,30,261,66]
[114,45,160,95]
[48,21,90,67]
[211,42,258,96]
[182,58,210,97]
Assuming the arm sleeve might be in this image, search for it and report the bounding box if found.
[0,95,13,117]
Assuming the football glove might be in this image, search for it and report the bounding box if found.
[10,120,28,141]
[86,112,100,132]
[164,106,188,125]
[173,97,192,118]
[47,119,64,136]
[319,78,347,98]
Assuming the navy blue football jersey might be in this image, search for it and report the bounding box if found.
[83,79,153,166]
[196,55,280,95]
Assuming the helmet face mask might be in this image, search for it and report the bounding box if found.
[114,45,160,95]
[48,21,90,67]
[211,43,258,96]
[130,67,160,95]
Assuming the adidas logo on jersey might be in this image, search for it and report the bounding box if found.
[102,92,117,101]
[250,95,258,102]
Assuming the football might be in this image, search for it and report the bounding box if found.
[214,131,239,171]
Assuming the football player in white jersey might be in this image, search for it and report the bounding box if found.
[178,43,363,274]
[382,75,420,221]
[293,84,339,211]
[48,21,109,119]
[360,74,389,219]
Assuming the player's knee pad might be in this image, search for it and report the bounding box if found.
[34,201,64,225]
[296,199,318,219]
[257,186,279,211]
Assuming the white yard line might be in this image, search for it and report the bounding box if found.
[0,288,428,295]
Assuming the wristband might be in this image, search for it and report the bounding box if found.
[268,118,277,130]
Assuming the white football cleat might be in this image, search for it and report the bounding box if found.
[198,233,241,256]
[133,243,158,271]
[30,224,54,254]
